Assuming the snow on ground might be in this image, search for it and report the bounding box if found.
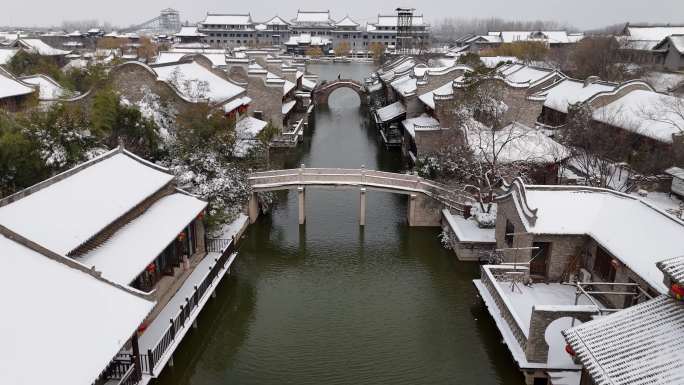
[442,210,495,243]
[503,281,595,367]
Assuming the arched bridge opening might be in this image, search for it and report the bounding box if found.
[313,80,367,106]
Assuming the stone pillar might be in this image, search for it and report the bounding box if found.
[359,188,367,226]
[248,192,259,224]
[407,194,417,227]
[298,186,306,225]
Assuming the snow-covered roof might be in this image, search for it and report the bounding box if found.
[501,182,684,292]
[402,114,442,138]
[665,166,684,180]
[265,15,290,26]
[20,74,67,100]
[0,48,18,65]
[175,26,206,37]
[0,68,35,99]
[335,16,359,27]
[375,101,406,123]
[374,15,425,27]
[644,71,684,93]
[496,30,578,44]
[592,89,684,144]
[283,79,296,95]
[154,61,245,103]
[222,96,251,113]
[467,122,569,164]
[563,295,684,385]
[0,232,154,385]
[302,76,317,90]
[15,38,70,56]
[654,34,684,53]
[657,256,684,285]
[155,51,227,67]
[202,13,253,26]
[284,34,330,46]
[293,10,332,25]
[0,149,174,255]
[154,51,186,64]
[236,116,268,137]
[625,25,684,42]
[498,64,556,85]
[418,81,454,109]
[390,75,417,96]
[538,78,617,114]
[62,58,89,71]
[78,193,206,285]
[282,99,296,114]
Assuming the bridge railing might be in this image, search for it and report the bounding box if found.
[249,168,471,212]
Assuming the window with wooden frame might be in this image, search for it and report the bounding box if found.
[593,246,616,282]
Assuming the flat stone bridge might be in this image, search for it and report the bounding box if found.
[312,79,367,105]
[248,167,468,226]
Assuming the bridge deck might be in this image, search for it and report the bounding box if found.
[249,168,469,212]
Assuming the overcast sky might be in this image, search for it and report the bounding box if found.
[2,0,683,30]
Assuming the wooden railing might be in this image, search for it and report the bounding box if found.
[93,353,137,385]
[249,167,470,213]
[142,238,236,376]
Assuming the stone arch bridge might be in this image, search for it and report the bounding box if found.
[248,167,468,226]
[312,80,367,105]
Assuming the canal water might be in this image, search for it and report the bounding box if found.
[154,63,522,385]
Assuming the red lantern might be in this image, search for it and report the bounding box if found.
[565,344,576,356]
[178,232,186,241]
[672,283,684,300]
[137,321,149,333]
[146,263,156,273]
[197,211,205,220]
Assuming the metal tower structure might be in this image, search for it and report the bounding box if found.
[395,7,415,54]
[123,8,181,35]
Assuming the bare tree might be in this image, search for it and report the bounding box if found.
[559,104,638,190]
